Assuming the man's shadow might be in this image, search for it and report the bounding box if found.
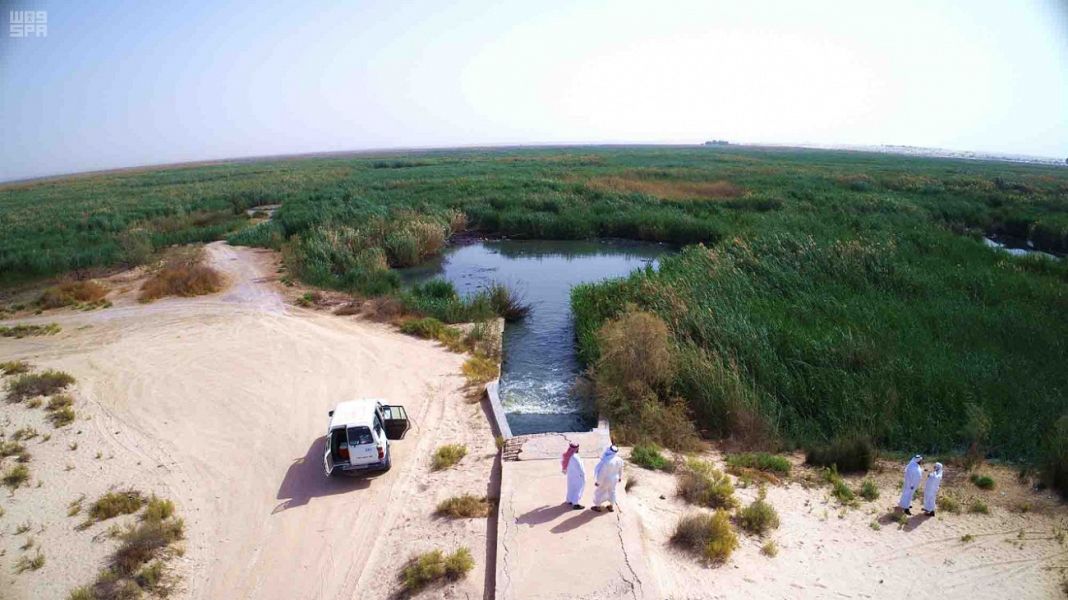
[273,436,375,513]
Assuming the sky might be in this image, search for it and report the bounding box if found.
[1,0,1066,181]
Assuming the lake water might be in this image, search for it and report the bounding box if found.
[983,236,1062,261]
[401,240,671,434]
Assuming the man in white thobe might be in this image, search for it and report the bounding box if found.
[922,462,944,516]
[591,445,624,513]
[562,442,586,509]
[898,455,924,515]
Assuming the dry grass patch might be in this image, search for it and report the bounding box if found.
[5,369,75,402]
[3,464,30,489]
[139,247,224,302]
[399,547,474,594]
[677,459,738,509]
[0,323,61,338]
[737,487,780,535]
[38,280,108,309]
[587,175,745,200]
[431,444,467,471]
[461,356,498,386]
[88,490,145,522]
[436,494,490,518]
[15,550,45,573]
[0,360,32,375]
[670,510,739,564]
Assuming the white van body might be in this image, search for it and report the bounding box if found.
[324,399,409,476]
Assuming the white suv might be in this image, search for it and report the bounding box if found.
[324,399,410,476]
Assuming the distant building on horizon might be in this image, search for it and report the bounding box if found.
[703,140,730,146]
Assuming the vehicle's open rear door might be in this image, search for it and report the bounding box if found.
[323,434,335,476]
[381,405,410,440]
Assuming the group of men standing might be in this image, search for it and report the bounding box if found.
[562,442,624,512]
[898,455,944,516]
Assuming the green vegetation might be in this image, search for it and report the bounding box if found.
[937,494,962,514]
[435,494,490,518]
[761,539,779,557]
[725,452,792,475]
[5,369,75,402]
[804,437,875,473]
[0,360,31,375]
[858,479,880,501]
[431,444,467,471]
[3,147,1067,478]
[461,356,497,385]
[15,550,45,573]
[969,499,990,514]
[676,459,737,509]
[670,510,739,564]
[823,466,856,505]
[88,490,145,522]
[0,323,61,338]
[630,444,672,471]
[970,474,996,490]
[961,533,975,543]
[3,464,30,489]
[737,487,780,535]
[400,547,474,593]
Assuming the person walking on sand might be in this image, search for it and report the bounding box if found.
[562,442,586,510]
[898,455,924,515]
[922,462,944,517]
[591,445,624,513]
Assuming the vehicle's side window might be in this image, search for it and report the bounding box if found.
[374,414,384,437]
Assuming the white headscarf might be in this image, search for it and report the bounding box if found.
[594,444,618,480]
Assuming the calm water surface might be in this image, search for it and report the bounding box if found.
[402,240,671,434]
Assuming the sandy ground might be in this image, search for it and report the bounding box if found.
[626,451,1068,600]
[0,242,496,600]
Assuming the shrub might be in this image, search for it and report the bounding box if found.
[677,459,737,509]
[859,479,879,501]
[436,494,489,518]
[5,369,75,402]
[961,533,975,543]
[630,444,671,471]
[462,356,498,385]
[89,491,145,522]
[47,393,73,410]
[0,360,31,375]
[14,551,45,573]
[804,437,874,473]
[937,494,962,514]
[487,283,530,321]
[3,464,30,489]
[670,510,739,564]
[142,496,175,522]
[67,587,93,600]
[1042,415,1068,498]
[760,539,779,557]
[400,317,449,339]
[12,426,38,441]
[400,547,474,592]
[738,487,780,535]
[38,280,108,309]
[139,248,224,302]
[135,560,165,590]
[968,499,990,514]
[47,406,76,427]
[432,444,467,471]
[0,440,25,458]
[725,453,791,475]
[822,466,856,505]
[112,517,185,576]
[970,474,995,490]
[0,323,62,338]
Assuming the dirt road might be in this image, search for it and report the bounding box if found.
[0,243,494,599]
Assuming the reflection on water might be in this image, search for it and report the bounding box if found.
[401,240,671,435]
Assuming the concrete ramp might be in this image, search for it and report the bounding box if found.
[495,432,659,600]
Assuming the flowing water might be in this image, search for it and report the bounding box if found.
[401,239,672,434]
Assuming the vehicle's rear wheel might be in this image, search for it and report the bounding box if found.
[382,449,392,472]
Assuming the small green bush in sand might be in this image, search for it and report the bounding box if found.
[400,547,474,592]
[400,317,450,339]
[47,406,76,427]
[821,466,856,505]
[670,510,739,564]
[432,445,467,471]
[89,490,145,522]
[938,494,962,514]
[760,539,779,557]
[112,517,185,576]
[142,496,175,522]
[805,437,874,473]
[436,494,489,518]
[12,426,37,441]
[461,356,498,385]
[5,369,75,402]
[0,440,25,458]
[630,444,672,471]
[677,459,737,510]
[970,473,995,490]
[738,487,780,535]
[0,360,31,375]
[969,499,990,514]
[858,479,880,501]
[15,551,45,573]
[725,452,791,475]
[0,323,61,338]
[3,464,30,489]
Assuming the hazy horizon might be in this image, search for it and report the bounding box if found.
[2,0,1067,182]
